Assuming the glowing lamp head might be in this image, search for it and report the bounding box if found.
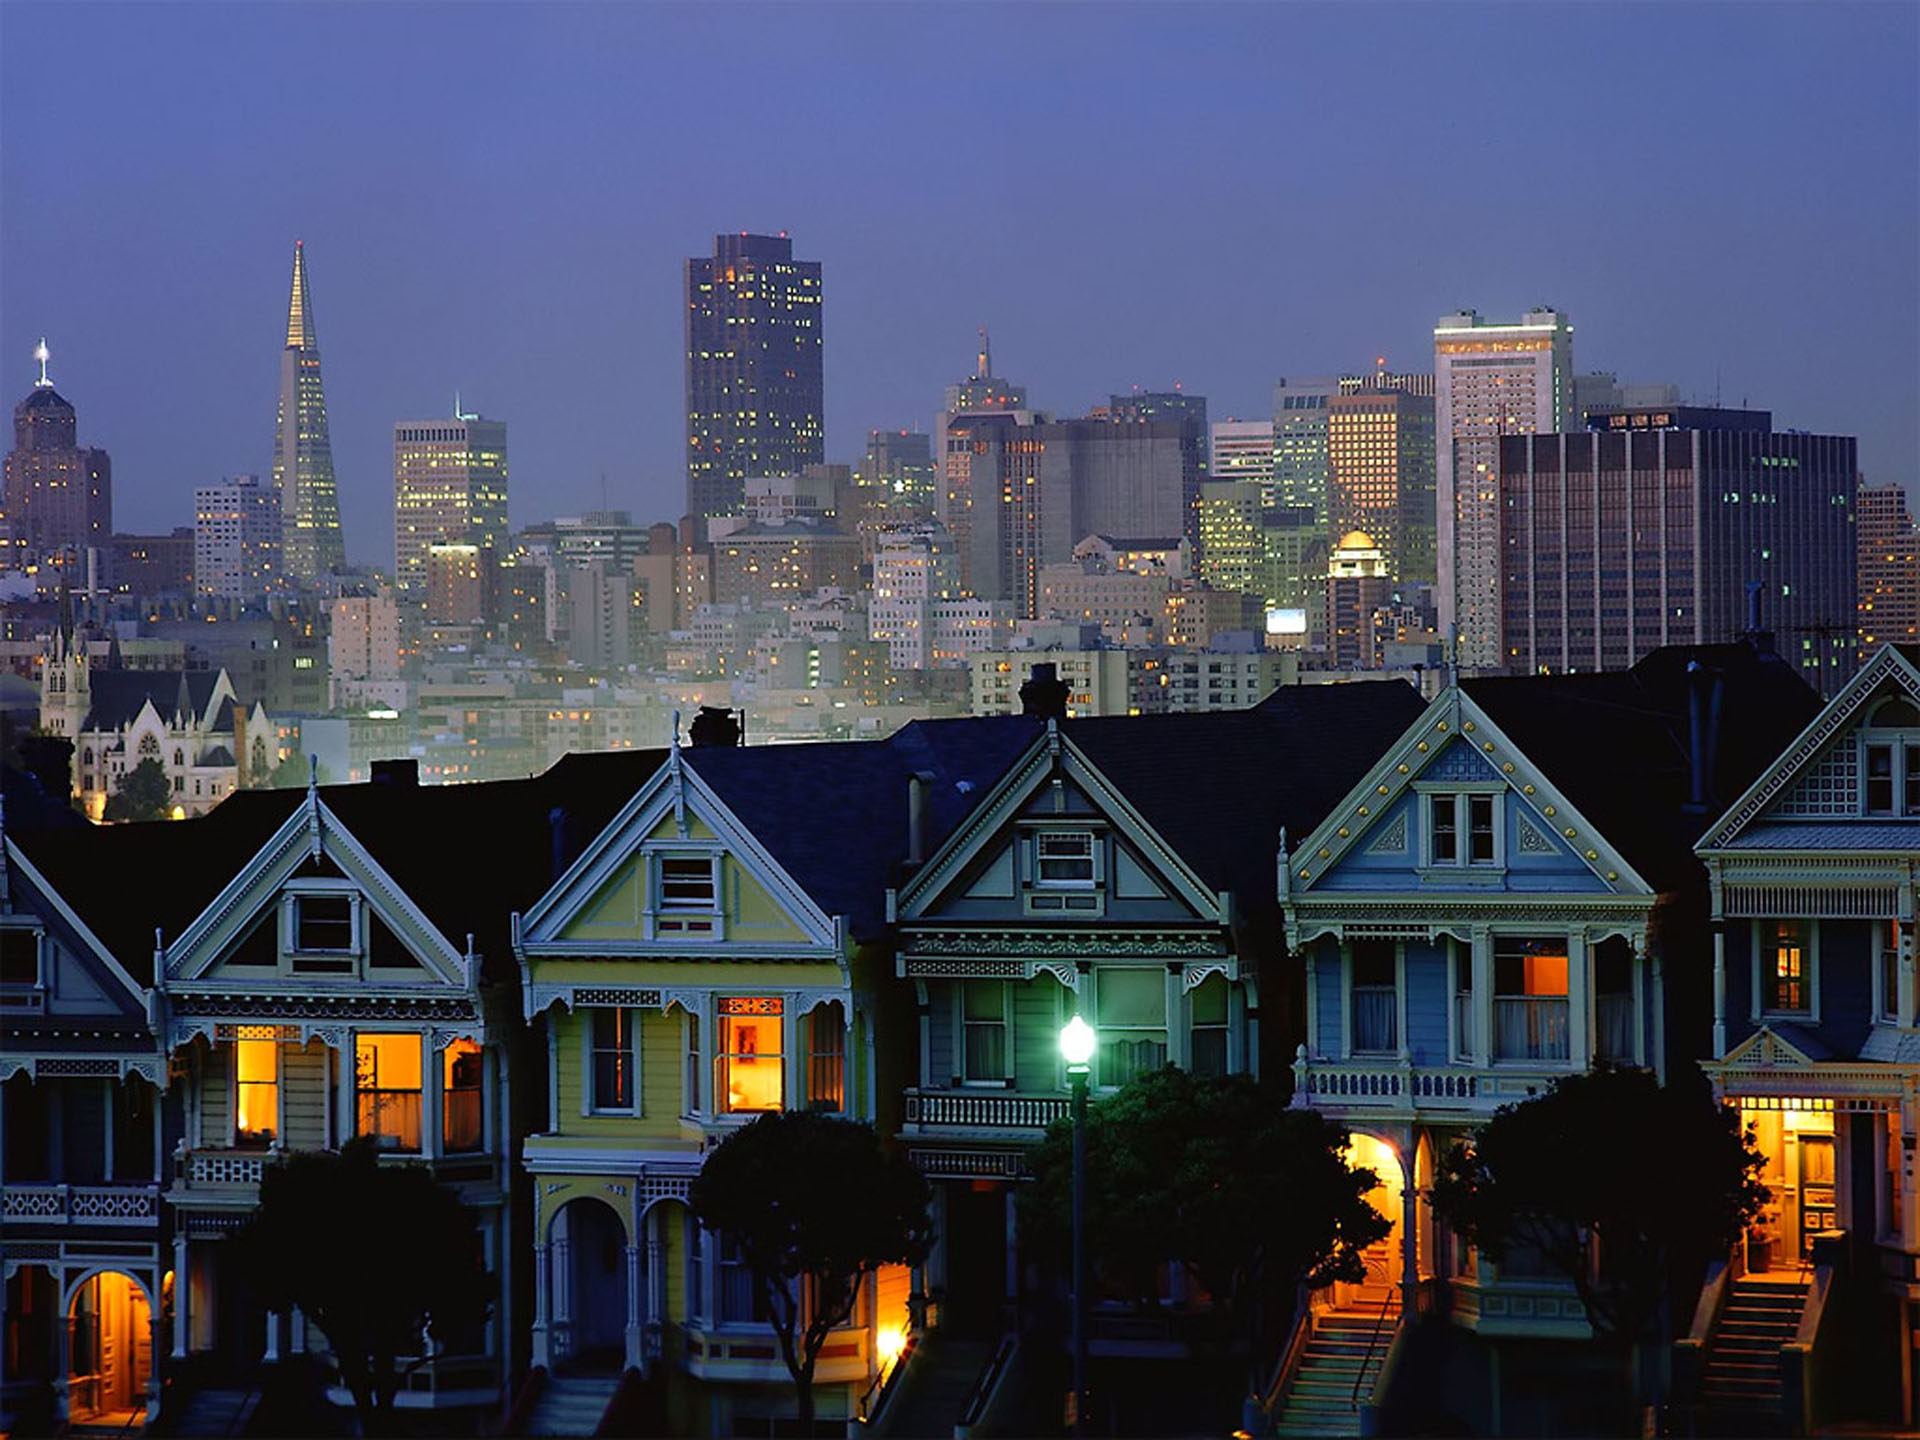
[877,1325,905,1364]
[1059,1014,1096,1070]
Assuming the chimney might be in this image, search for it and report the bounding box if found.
[1019,662,1070,722]
[548,806,573,883]
[1684,660,1725,816]
[906,771,935,866]
[688,705,742,748]
[370,758,418,789]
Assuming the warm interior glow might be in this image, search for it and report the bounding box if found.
[719,999,784,1112]
[876,1325,905,1363]
[235,1036,278,1140]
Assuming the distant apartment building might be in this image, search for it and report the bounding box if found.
[871,524,959,668]
[195,475,283,601]
[1499,406,1858,690]
[110,529,195,597]
[685,232,824,531]
[709,520,862,610]
[1327,388,1436,583]
[4,351,112,577]
[330,593,404,710]
[568,562,648,671]
[426,543,493,626]
[1434,307,1574,668]
[1209,420,1276,500]
[971,647,1160,718]
[1859,485,1920,659]
[1162,585,1263,650]
[1161,649,1298,711]
[392,412,508,602]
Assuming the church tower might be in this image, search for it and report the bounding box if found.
[271,242,346,584]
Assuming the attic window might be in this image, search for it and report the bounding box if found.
[651,852,720,939]
[0,928,42,1009]
[291,893,357,971]
[1036,831,1096,886]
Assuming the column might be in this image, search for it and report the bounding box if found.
[1471,928,1492,1068]
[1399,1133,1419,1320]
[1712,926,1727,1059]
[264,1309,280,1363]
[53,1270,71,1427]
[624,1244,643,1370]
[1003,1186,1019,1321]
[292,1306,307,1356]
[147,1303,163,1424]
[1566,933,1591,1071]
[645,1207,666,1367]
[171,1235,190,1360]
[531,1239,552,1370]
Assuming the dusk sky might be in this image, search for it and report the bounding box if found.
[3,3,1914,569]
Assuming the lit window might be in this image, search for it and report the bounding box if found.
[1766,922,1808,1013]
[1492,938,1570,1061]
[443,1039,484,1152]
[718,997,783,1113]
[356,1033,423,1151]
[804,1001,845,1111]
[235,1030,279,1144]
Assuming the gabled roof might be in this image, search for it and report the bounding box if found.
[84,670,227,733]
[1701,643,1920,852]
[1463,642,1821,889]
[1064,680,1428,932]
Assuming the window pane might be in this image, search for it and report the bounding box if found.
[0,930,37,987]
[236,1037,278,1142]
[1469,794,1496,862]
[1189,974,1228,1025]
[718,997,783,1112]
[443,1040,483,1152]
[806,1003,845,1112]
[660,857,716,908]
[1868,746,1894,813]
[356,1034,422,1151]
[1432,796,1457,862]
[1037,831,1095,883]
[297,895,353,951]
[591,1009,632,1111]
[1097,970,1165,1028]
[1353,988,1397,1052]
[1769,923,1806,1011]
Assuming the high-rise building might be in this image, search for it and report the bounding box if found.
[1572,372,1680,424]
[1858,485,1920,659]
[1271,377,1340,524]
[393,411,509,602]
[195,474,284,602]
[271,242,347,584]
[1499,406,1858,690]
[870,523,964,669]
[110,528,195,597]
[861,430,936,512]
[936,334,1036,595]
[3,341,112,577]
[1327,389,1436,583]
[1209,420,1277,500]
[684,232,824,531]
[1326,531,1393,669]
[1434,308,1574,669]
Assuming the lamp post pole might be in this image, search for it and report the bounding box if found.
[1060,1014,1095,1439]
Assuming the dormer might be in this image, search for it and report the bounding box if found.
[1856,695,1920,817]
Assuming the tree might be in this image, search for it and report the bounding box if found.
[102,757,172,823]
[1020,1068,1392,1355]
[238,1138,492,1436]
[689,1111,932,1429]
[1430,1066,1767,1397]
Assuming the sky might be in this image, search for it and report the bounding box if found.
[2,2,1915,570]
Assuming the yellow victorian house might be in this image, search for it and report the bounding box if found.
[512,720,1034,1436]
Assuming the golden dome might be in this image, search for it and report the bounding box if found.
[1337,530,1377,551]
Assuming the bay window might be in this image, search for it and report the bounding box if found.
[356,1033,423,1151]
[442,1039,484,1152]
[1493,937,1569,1061]
[718,996,784,1113]
[1350,940,1398,1054]
[804,1001,845,1112]
[234,1029,279,1145]
[1096,969,1166,1087]
[1594,937,1635,1062]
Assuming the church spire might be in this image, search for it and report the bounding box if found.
[285,240,316,351]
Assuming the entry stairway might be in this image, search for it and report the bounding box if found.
[520,1374,620,1436]
[1694,1276,1808,1436]
[877,1333,995,1438]
[1270,1284,1397,1439]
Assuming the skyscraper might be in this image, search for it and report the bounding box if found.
[1858,485,1920,659]
[1499,406,1859,690]
[3,340,112,577]
[271,242,347,583]
[684,233,824,532]
[194,474,283,602]
[393,410,509,602]
[1326,389,1436,583]
[1271,377,1340,524]
[1209,420,1277,501]
[1434,308,1573,668]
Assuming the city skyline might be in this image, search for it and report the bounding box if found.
[1,3,1913,567]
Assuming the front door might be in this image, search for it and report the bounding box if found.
[942,1181,1007,1337]
[1798,1134,1836,1258]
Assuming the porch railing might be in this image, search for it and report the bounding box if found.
[2,1182,162,1224]
[902,1089,1070,1130]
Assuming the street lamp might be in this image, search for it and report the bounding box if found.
[1059,1014,1096,1437]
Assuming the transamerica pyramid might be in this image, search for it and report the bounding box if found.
[271,241,346,582]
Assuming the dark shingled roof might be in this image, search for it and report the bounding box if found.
[83,670,226,732]
[684,716,1042,940]
[1463,641,1822,891]
[1065,680,1429,933]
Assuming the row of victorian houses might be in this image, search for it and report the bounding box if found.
[2,639,1917,1437]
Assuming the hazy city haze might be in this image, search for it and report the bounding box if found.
[2,1,1913,566]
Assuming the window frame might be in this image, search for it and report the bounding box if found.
[441,1038,485,1153]
[1024,826,1106,916]
[1490,934,1572,1064]
[1875,920,1903,1024]
[803,1001,846,1112]
[280,881,363,976]
[584,1006,641,1117]
[1753,918,1819,1021]
[1418,785,1504,873]
[0,923,46,1012]
[1093,967,1169,1091]
[1186,972,1231,1078]
[957,978,1012,1087]
[715,995,786,1116]
[1858,721,1920,817]
[1345,938,1402,1057]
[645,846,724,941]
[355,1031,425,1153]
[232,1029,281,1147]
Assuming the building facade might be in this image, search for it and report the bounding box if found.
[1327,388,1436,584]
[393,414,508,603]
[684,233,824,532]
[1434,309,1574,670]
[1859,485,1919,660]
[270,242,347,585]
[194,475,283,603]
[4,351,112,580]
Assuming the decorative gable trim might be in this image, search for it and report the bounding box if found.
[515,753,840,955]
[5,839,152,1019]
[162,796,467,988]
[1287,690,1649,896]
[893,724,1225,926]
[1702,646,1920,850]
[1717,1023,1818,1069]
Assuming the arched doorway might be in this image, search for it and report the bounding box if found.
[67,1271,152,1428]
[1344,1132,1404,1308]
[554,1198,628,1373]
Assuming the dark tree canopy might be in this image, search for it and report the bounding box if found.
[239,1138,492,1435]
[1020,1068,1391,1345]
[1430,1065,1768,1348]
[689,1111,932,1426]
[102,756,171,823]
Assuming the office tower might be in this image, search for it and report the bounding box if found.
[684,232,824,531]
[3,341,112,575]
[1271,377,1340,524]
[194,475,284,602]
[937,333,1034,592]
[708,520,863,609]
[1327,389,1437,583]
[393,411,509,602]
[870,523,963,668]
[1499,405,1858,690]
[426,543,493,626]
[271,242,347,584]
[1434,308,1573,668]
[943,329,1029,416]
[1209,420,1277,500]
[1106,392,1208,550]
[1340,369,1436,399]
[1326,531,1393,669]
[1859,485,1920,659]
[110,529,195,597]
[1197,481,1266,597]
[861,429,936,512]
[1573,373,1680,424]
